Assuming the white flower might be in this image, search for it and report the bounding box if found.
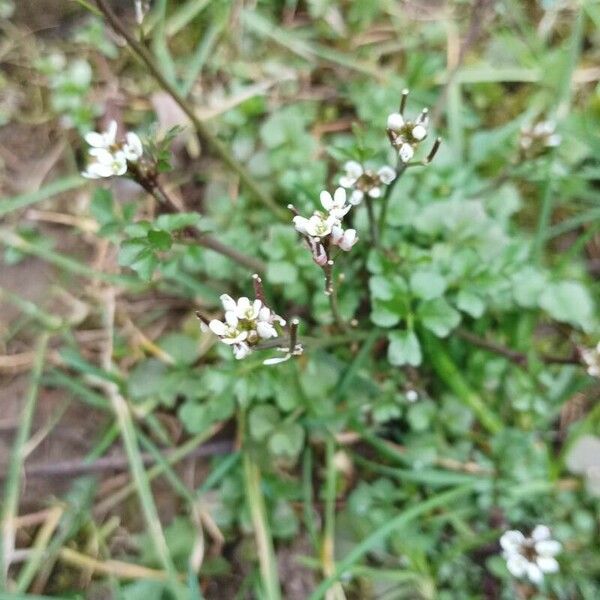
[331,225,358,252]
[123,132,143,162]
[81,121,143,179]
[84,120,117,150]
[387,107,429,163]
[406,389,418,403]
[581,342,600,378]
[293,213,337,238]
[233,342,251,360]
[520,120,561,152]
[339,162,396,205]
[320,187,351,219]
[206,293,284,360]
[500,526,561,585]
[82,149,127,179]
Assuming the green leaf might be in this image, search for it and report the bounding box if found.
[157,333,200,366]
[418,298,461,337]
[129,247,158,281]
[371,300,401,328]
[409,270,447,300]
[512,267,547,308]
[387,330,422,366]
[267,261,298,284]
[248,405,280,441]
[268,423,305,458]
[155,212,201,231]
[118,238,147,266]
[147,229,172,251]
[539,281,595,331]
[369,275,394,300]
[456,290,485,318]
[90,187,114,225]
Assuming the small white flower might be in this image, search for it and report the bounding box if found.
[330,225,358,252]
[387,106,429,162]
[123,132,143,162]
[339,162,396,205]
[84,120,117,150]
[500,526,561,585]
[234,296,262,321]
[387,112,405,131]
[320,187,351,219]
[293,213,337,238]
[208,318,247,345]
[399,143,414,163]
[406,389,419,403]
[233,342,251,360]
[82,121,143,179]
[581,342,600,378]
[520,120,561,153]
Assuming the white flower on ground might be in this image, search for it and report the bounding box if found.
[387,108,429,163]
[207,294,284,360]
[406,389,419,403]
[339,161,396,205]
[331,225,358,252]
[500,526,561,585]
[81,121,143,179]
[581,342,600,378]
[520,120,561,154]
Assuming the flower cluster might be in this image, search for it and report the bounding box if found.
[519,120,561,155]
[500,526,561,585]
[386,90,430,163]
[82,120,143,179]
[581,341,600,378]
[208,294,285,360]
[292,187,358,268]
[339,161,396,205]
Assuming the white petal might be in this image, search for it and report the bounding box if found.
[92,163,115,178]
[339,229,357,251]
[81,167,101,179]
[500,531,525,553]
[293,216,309,235]
[412,124,427,141]
[535,540,561,557]
[320,190,333,211]
[531,525,551,542]
[125,132,143,160]
[233,343,251,360]
[350,190,364,205]
[106,120,118,144]
[251,299,263,316]
[220,294,237,312]
[225,311,238,327]
[263,354,291,365]
[506,554,528,578]
[377,165,396,184]
[84,131,106,148]
[368,186,381,198]
[339,175,357,188]
[89,148,114,164]
[536,556,559,574]
[258,306,271,321]
[333,187,346,206]
[257,321,277,339]
[387,112,404,130]
[344,161,363,179]
[330,225,343,244]
[209,319,226,336]
[546,134,561,147]
[526,562,544,585]
[399,143,414,163]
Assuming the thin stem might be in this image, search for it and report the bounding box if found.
[149,181,266,273]
[377,161,406,243]
[324,260,346,331]
[364,194,377,245]
[95,0,286,220]
[0,333,49,587]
